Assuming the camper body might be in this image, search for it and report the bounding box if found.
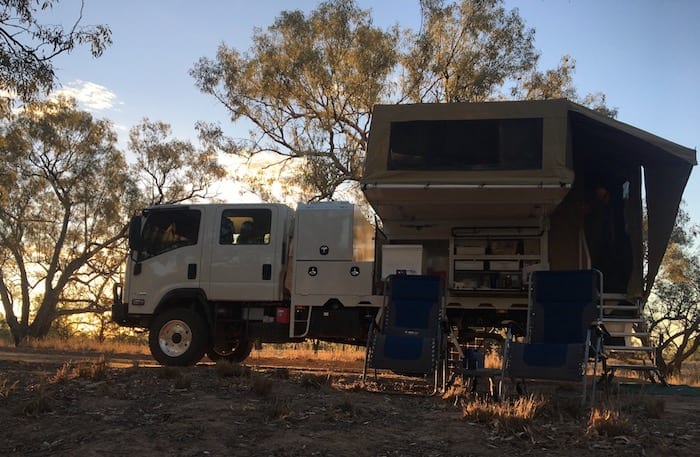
[113,99,695,366]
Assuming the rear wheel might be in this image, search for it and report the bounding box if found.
[149,307,209,366]
[207,338,253,363]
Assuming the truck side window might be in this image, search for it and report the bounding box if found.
[141,209,201,259]
[220,209,272,245]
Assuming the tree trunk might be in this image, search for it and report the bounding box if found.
[10,324,28,347]
[655,347,670,377]
[28,295,59,339]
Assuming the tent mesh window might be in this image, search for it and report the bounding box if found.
[388,118,543,171]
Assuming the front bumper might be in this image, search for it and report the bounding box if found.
[111,282,128,325]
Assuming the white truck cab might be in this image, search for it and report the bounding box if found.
[114,203,295,365]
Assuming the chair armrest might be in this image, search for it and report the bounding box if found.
[501,319,525,337]
[590,319,610,337]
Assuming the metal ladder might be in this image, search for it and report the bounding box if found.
[598,293,667,385]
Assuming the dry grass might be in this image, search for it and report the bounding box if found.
[587,407,632,437]
[298,372,334,390]
[462,394,543,430]
[173,374,192,390]
[484,351,502,369]
[265,398,293,420]
[250,374,273,397]
[3,335,149,355]
[5,334,699,390]
[157,366,183,380]
[214,360,251,378]
[666,361,700,386]
[0,377,18,398]
[251,342,366,363]
[16,383,53,417]
[50,356,109,383]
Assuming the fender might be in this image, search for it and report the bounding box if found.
[154,288,211,325]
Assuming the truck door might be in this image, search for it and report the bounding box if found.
[203,206,284,302]
[127,208,202,314]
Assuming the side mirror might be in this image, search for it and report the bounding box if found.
[128,215,143,252]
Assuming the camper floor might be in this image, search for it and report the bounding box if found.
[0,347,696,457]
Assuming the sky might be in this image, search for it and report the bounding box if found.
[43,0,700,219]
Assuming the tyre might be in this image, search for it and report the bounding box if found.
[207,338,253,363]
[149,307,209,366]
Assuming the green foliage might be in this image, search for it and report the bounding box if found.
[128,119,226,206]
[192,0,615,202]
[404,0,537,103]
[0,0,112,104]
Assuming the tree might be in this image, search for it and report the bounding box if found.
[511,54,618,118]
[646,206,700,377]
[191,0,399,202]
[0,97,137,343]
[128,119,227,206]
[192,0,613,203]
[0,0,111,105]
[402,0,536,103]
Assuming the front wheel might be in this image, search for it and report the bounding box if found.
[149,308,209,366]
[206,338,253,363]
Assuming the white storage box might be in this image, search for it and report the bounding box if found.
[489,260,520,271]
[522,238,540,255]
[454,260,484,271]
[381,245,423,279]
[490,240,519,255]
[455,246,486,255]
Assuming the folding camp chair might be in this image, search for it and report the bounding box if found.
[363,274,446,392]
[500,269,604,405]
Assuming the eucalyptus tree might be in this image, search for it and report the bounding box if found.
[647,207,700,376]
[402,0,536,103]
[0,97,137,343]
[128,119,226,206]
[192,0,399,201]
[0,0,111,105]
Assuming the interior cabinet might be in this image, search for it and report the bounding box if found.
[449,230,544,292]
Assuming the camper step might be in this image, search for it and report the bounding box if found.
[599,303,641,310]
[598,317,645,324]
[606,363,659,371]
[606,331,650,338]
[604,345,655,352]
[602,293,629,300]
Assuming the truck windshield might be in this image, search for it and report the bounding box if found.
[140,209,201,259]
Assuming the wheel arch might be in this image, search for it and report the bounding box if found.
[154,288,211,324]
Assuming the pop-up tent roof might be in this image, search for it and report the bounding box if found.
[361,99,696,294]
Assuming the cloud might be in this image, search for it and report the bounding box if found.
[55,80,120,111]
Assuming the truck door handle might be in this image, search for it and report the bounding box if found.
[187,263,197,279]
[262,264,272,280]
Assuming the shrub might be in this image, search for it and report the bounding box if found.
[157,366,182,380]
[16,384,53,417]
[215,360,251,378]
[0,377,18,398]
[250,374,273,397]
[587,407,632,437]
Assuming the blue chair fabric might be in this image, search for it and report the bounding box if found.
[366,274,443,375]
[503,269,602,389]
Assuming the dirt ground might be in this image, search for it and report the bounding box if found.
[0,347,698,457]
